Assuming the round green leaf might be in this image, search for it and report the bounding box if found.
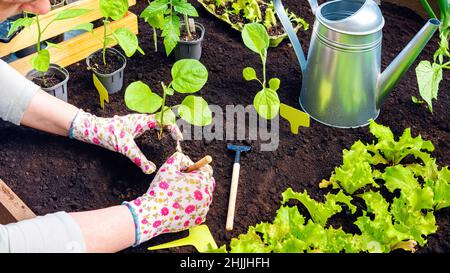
[124,81,162,113]
[243,67,257,81]
[100,0,128,21]
[269,78,281,91]
[178,95,212,126]
[32,49,50,73]
[113,28,140,57]
[253,88,280,120]
[171,59,208,93]
[156,107,176,126]
[242,23,269,54]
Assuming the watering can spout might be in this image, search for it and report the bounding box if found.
[308,0,319,15]
[377,18,440,107]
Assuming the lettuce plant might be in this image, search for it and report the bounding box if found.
[212,121,450,253]
[124,59,212,139]
[8,9,91,75]
[414,0,449,112]
[242,23,280,120]
[140,0,199,55]
[75,0,144,65]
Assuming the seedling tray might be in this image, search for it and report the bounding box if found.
[197,0,308,47]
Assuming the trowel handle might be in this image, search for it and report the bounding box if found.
[273,0,307,74]
[226,162,241,231]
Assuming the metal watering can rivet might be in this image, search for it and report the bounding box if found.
[274,0,440,128]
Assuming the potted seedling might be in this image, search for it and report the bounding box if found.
[124,59,212,139]
[8,8,91,101]
[140,0,205,60]
[83,0,144,94]
[242,23,280,120]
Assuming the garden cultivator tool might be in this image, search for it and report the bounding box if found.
[147,225,218,253]
[226,144,251,231]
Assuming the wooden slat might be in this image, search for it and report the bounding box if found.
[0,0,137,57]
[10,12,138,75]
[0,179,36,225]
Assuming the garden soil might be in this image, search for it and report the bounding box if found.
[0,0,448,253]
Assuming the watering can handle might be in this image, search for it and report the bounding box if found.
[273,0,308,74]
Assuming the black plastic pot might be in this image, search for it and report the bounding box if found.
[86,48,127,94]
[26,64,69,102]
[174,22,205,61]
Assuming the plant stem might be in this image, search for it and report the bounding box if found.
[153,27,158,52]
[420,0,438,19]
[261,51,267,88]
[102,19,108,65]
[36,15,42,52]
[159,82,168,139]
[184,14,191,40]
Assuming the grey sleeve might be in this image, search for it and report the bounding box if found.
[0,59,39,125]
[0,211,86,253]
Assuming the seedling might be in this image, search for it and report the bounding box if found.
[124,59,212,139]
[76,0,144,65]
[8,8,91,79]
[140,0,199,54]
[414,0,449,112]
[242,22,280,120]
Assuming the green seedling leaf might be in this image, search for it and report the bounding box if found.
[7,17,33,37]
[416,60,443,112]
[253,88,280,120]
[54,9,91,21]
[45,41,62,49]
[172,59,208,93]
[143,12,165,29]
[140,0,168,20]
[165,87,174,96]
[178,95,212,126]
[156,107,176,126]
[162,15,180,55]
[124,81,163,114]
[411,96,424,104]
[269,78,280,91]
[100,0,129,21]
[242,22,269,54]
[173,1,199,16]
[243,67,257,81]
[32,49,50,72]
[113,28,141,57]
[71,22,94,32]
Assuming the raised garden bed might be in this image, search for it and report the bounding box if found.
[0,0,448,253]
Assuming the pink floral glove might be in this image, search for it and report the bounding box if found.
[69,109,183,174]
[122,152,215,245]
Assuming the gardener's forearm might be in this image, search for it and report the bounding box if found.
[69,206,135,253]
[21,90,79,136]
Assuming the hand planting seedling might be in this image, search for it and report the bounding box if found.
[140,0,200,55]
[124,59,212,139]
[414,0,449,112]
[7,8,91,87]
[242,22,280,120]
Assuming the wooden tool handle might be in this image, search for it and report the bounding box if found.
[226,163,241,231]
[183,155,212,173]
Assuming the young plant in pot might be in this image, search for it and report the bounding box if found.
[82,0,144,94]
[242,23,281,120]
[124,59,212,139]
[141,0,205,60]
[8,8,91,102]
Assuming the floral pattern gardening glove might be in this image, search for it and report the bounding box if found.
[123,152,216,245]
[69,109,183,175]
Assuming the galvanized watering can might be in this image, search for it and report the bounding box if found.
[274,0,441,128]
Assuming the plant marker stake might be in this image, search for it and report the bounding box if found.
[226,144,251,231]
[182,155,212,173]
[188,18,196,34]
[93,73,109,110]
[279,103,310,134]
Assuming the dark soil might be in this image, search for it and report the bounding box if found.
[88,49,124,75]
[0,0,448,254]
[180,29,199,42]
[31,73,65,89]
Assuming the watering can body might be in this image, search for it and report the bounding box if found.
[274,0,440,128]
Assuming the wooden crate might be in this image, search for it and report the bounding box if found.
[0,0,138,75]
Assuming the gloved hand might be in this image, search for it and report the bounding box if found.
[123,152,215,245]
[69,109,183,174]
